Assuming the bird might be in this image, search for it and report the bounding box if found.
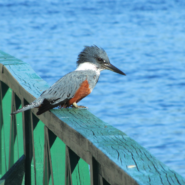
[11,45,126,116]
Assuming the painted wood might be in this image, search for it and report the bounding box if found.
[68,147,90,185]
[53,109,185,185]
[31,114,45,185]
[0,155,25,185]
[0,50,185,185]
[65,146,72,185]
[9,92,24,169]
[43,128,49,185]
[43,127,53,185]
[103,179,110,185]
[0,83,24,181]
[23,100,33,185]
[47,129,66,185]
[9,92,18,169]
[0,82,6,177]
[15,94,24,159]
[91,157,103,185]
[14,94,25,185]
[1,82,12,175]
[0,180,5,185]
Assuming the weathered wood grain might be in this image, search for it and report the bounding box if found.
[0,51,185,185]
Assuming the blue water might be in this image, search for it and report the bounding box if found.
[0,0,185,177]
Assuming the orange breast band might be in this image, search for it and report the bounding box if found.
[68,80,91,106]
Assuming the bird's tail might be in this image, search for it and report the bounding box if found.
[10,103,39,115]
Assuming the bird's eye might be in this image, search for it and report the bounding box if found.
[97,57,103,61]
[97,57,105,62]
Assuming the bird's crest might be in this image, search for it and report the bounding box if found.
[77,45,108,65]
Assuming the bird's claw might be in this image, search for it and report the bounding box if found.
[72,102,87,109]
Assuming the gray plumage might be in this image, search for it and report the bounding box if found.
[11,70,99,115]
[41,70,98,103]
[11,45,125,116]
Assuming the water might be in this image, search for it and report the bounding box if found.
[0,0,185,177]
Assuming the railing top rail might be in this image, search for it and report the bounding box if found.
[0,50,185,185]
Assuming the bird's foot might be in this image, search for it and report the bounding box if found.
[72,102,87,109]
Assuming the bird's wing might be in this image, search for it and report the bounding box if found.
[40,70,98,106]
[35,70,99,115]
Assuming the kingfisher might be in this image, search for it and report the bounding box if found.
[11,45,126,116]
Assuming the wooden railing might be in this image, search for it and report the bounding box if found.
[0,50,185,185]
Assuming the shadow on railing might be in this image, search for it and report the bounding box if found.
[0,50,185,185]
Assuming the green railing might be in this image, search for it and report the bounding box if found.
[0,50,185,185]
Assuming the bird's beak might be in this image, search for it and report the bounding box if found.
[104,63,126,75]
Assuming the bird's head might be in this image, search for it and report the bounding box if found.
[77,45,126,75]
